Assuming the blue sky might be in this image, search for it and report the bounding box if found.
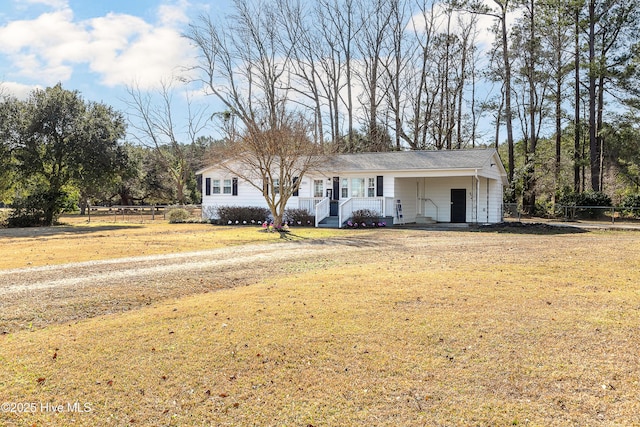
[0,0,504,145]
[0,0,228,125]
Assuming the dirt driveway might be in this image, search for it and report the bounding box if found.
[0,233,396,333]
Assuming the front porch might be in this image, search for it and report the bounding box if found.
[296,174,502,228]
[298,197,396,228]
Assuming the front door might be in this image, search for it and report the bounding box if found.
[330,177,340,216]
[450,189,466,223]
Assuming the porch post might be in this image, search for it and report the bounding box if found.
[475,170,480,224]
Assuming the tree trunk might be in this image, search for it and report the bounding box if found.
[499,2,515,183]
[588,0,600,191]
[574,6,581,193]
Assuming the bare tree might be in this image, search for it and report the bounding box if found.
[380,0,411,150]
[125,80,208,204]
[186,0,323,224]
[354,0,393,147]
[212,109,323,227]
[459,0,516,178]
[394,0,440,149]
[315,0,360,146]
[276,0,326,144]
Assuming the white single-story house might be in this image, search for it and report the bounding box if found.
[197,149,508,227]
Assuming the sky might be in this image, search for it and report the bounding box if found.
[0,0,228,127]
[0,0,504,145]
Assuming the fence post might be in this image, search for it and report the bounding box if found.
[611,207,615,224]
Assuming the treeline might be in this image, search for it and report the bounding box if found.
[187,0,640,212]
[0,85,212,226]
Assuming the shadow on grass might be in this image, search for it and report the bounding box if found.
[476,222,589,235]
[0,224,144,238]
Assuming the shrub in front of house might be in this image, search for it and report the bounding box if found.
[283,208,315,226]
[215,206,271,225]
[346,209,387,228]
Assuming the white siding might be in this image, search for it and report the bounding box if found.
[427,177,472,222]
[393,178,418,223]
[201,170,305,219]
[488,177,504,223]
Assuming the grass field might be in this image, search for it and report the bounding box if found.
[1,219,639,426]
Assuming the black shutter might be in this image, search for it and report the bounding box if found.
[293,177,299,196]
[205,178,211,196]
[232,178,238,196]
[376,176,384,197]
[263,181,269,196]
[332,177,340,200]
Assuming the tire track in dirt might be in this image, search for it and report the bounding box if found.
[0,238,382,295]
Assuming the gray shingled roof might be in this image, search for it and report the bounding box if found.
[322,149,498,172]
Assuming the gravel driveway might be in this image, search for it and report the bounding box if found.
[0,236,387,333]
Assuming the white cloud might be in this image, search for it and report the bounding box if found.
[0,1,196,90]
[408,0,521,52]
[157,0,190,26]
[0,81,41,99]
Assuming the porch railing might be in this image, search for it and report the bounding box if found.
[298,197,324,215]
[315,197,330,227]
[338,197,393,228]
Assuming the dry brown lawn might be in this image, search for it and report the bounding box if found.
[0,215,296,269]
[1,220,639,426]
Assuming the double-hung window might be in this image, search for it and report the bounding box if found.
[341,178,348,198]
[212,180,221,194]
[367,177,375,197]
[223,179,232,194]
[313,180,324,198]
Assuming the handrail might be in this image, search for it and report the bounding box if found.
[338,198,354,228]
[315,197,330,227]
[424,198,438,221]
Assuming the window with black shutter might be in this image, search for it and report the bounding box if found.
[376,176,384,197]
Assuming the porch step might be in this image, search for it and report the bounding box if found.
[318,216,340,228]
[415,215,437,224]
